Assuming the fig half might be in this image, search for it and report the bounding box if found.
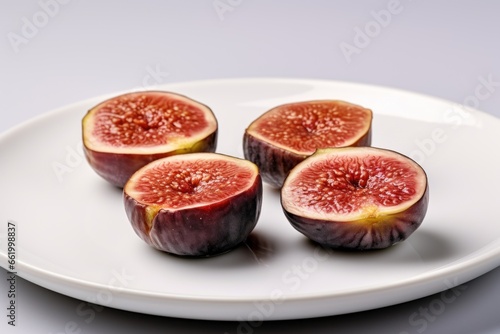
[82,91,218,187]
[281,147,429,250]
[243,100,372,188]
[123,152,262,257]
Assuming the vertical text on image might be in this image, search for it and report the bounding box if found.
[6,221,17,326]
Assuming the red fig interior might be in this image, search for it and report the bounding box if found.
[126,154,258,209]
[83,91,217,154]
[246,100,372,155]
[281,147,428,221]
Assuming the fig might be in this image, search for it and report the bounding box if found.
[123,152,263,257]
[281,147,429,250]
[82,91,218,187]
[243,100,372,188]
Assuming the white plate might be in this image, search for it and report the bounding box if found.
[1,78,499,321]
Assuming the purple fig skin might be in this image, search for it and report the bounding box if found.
[282,183,428,250]
[124,174,263,257]
[243,127,371,189]
[83,132,217,188]
[243,133,306,189]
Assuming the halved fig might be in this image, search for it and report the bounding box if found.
[82,91,218,187]
[281,147,429,250]
[243,100,372,188]
[123,152,262,257]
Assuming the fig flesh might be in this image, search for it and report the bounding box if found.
[123,152,262,257]
[82,91,218,187]
[243,100,372,188]
[281,147,429,250]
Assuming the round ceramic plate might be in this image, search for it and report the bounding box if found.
[1,78,499,321]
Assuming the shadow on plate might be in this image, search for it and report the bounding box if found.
[142,230,279,269]
[401,228,457,263]
[295,225,456,264]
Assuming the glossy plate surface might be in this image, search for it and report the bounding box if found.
[1,78,499,320]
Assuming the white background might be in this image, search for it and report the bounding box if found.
[1,1,500,333]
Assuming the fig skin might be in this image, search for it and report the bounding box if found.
[84,133,217,188]
[280,147,429,250]
[243,100,372,188]
[243,133,306,189]
[282,184,429,250]
[82,91,218,188]
[243,127,371,188]
[123,156,263,257]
